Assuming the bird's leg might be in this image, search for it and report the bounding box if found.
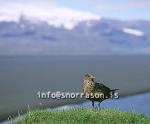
[92,101,94,108]
[98,102,101,109]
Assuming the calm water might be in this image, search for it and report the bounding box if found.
[0,55,150,121]
[54,92,150,116]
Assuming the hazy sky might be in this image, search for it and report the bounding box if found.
[0,0,150,20]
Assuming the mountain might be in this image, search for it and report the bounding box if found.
[0,15,150,55]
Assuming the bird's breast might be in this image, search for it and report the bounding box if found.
[83,80,95,94]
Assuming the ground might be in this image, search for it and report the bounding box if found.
[16,108,150,124]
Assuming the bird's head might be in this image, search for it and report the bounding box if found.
[84,73,95,81]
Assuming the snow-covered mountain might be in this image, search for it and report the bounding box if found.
[0,7,100,30]
[0,14,150,55]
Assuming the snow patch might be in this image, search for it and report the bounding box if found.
[123,28,144,36]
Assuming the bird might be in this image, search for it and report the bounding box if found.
[82,73,119,108]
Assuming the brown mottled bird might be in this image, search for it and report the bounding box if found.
[83,73,119,108]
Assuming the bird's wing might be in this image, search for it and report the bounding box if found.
[94,82,111,93]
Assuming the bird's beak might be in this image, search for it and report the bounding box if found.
[92,76,95,79]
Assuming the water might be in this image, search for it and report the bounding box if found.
[54,92,150,116]
[0,55,150,121]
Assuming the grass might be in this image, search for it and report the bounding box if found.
[16,108,150,124]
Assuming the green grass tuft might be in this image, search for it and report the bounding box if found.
[16,108,150,124]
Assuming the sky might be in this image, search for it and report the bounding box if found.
[0,0,150,21]
[57,0,150,20]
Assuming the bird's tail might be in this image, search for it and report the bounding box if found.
[111,89,119,92]
[110,89,119,96]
